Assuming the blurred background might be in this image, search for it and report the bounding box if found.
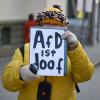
[0,0,100,100]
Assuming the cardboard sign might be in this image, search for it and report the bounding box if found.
[30,27,67,76]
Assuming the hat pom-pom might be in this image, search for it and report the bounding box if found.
[53,5,63,11]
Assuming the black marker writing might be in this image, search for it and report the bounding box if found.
[33,30,45,48]
[56,58,63,74]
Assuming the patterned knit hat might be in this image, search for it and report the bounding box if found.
[36,5,69,26]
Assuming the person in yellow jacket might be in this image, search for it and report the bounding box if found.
[2,5,95,100]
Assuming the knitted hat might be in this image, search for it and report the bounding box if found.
[36,5,69,26]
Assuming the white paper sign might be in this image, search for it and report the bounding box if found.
[30,27,67,76]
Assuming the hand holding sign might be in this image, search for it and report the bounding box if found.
[30,27,67,76]
[62,31,78,51]
[20,64,39,81]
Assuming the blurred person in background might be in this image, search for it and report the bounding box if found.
[24,13,36,43]
[2,5,95,100]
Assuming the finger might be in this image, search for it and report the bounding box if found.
[61,34,67,39]
[61,32,72,39]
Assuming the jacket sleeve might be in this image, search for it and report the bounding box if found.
[2,48,25,92]
[68,41,95,83]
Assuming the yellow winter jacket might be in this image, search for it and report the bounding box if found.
[2,42,95,100]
